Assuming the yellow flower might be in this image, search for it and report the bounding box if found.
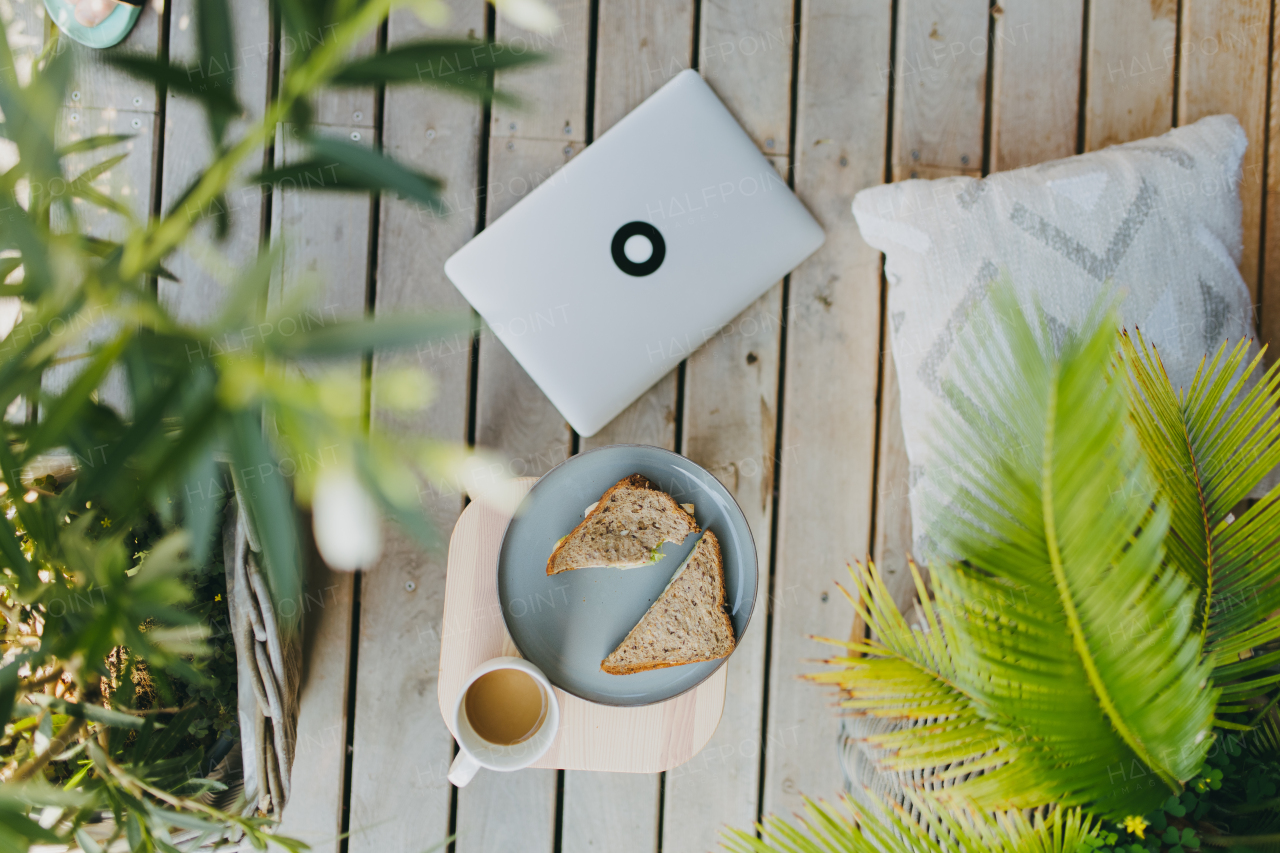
[1121,816,1148,839]
[214,594,222,602]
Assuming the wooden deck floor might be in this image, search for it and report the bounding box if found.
[5,0,1278,849]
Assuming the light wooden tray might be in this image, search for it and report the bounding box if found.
[437,477,726,773]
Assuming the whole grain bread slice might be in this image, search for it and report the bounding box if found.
[546,474,699,575]
[601,531,736,674]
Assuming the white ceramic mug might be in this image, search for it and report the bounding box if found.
[448,656,560,787]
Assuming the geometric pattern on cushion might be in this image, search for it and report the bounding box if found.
[852,114,1256,559]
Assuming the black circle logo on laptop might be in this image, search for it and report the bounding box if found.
[611,222,665,277]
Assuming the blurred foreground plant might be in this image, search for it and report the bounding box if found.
[0,0,548,845]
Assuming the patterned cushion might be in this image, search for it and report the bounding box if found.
[852,115,1256,557]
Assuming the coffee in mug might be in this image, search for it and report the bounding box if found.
[464,668,548,746]
[448,657,560,786]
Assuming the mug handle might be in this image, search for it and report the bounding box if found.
[448,749,482,787]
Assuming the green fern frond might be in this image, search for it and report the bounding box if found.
[927,283,1216,815]
[806,561,1009,775]
[1119,330,1280,704]
[721,791,1104,853]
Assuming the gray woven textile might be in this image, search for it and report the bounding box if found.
[839,714,909,812]
[222,497,302,816]
[852,114,1258,561]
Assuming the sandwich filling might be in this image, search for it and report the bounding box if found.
[546,474,699,574]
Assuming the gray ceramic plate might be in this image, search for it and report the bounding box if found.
[497,444,757,706]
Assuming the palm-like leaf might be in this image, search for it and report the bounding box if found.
[927,285,1216,815]
[802,285,1217,817]
[1119,331,1280,710]
[808,560,1009,778]
[721,792,1103,853]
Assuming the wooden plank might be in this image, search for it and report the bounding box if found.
[62,0,161,110]
[462,4,591,851]
[454,769,557,852]
[989,0,1083,171]
[592,0,694,131]
[157,0,272,323]
[666,285,780,853]
[1083,0,1177,151]
[660,2,793,849]
[489,0,589,144]
[562,773,660,853]
[269,120,375,323]
[1266,5,1280,359]
[764,0,892,824]
[1178,0,1270,299]
[311,29,380,129]
[270,62,376,853]
[698,0,794,157]
[344,2,484,850]
[564,1,693,845]
[890,0,989,180]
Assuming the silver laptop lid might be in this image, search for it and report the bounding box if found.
[444,69,824,437]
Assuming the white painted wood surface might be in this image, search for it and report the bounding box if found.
[1084,1,1175,158]
[989,0,1083,172]
[562,772,661,853]
[992,0,1085,174]
[472,0,590,478]
[765,0,891,824]
[63,0,160,111]
[1083,0,1176,151]
[890,0,988,180]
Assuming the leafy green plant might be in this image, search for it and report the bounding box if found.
[0,0,547,846]
[722,790,1105,853]
[1118,329,1280,714]
[733,280,1280,848]
[809,287,1216,817]
[1089,712,1280,851]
